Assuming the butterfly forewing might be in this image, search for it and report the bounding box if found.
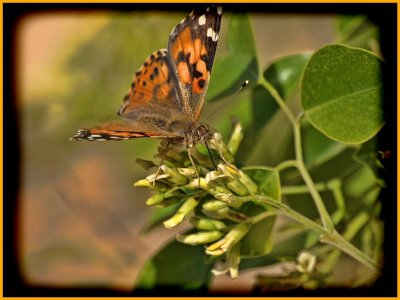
[71,5,222,142]
[168,5,222,120]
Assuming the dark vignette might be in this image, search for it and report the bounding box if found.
[3,2,396,297]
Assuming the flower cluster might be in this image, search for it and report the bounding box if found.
[134,122,262,278]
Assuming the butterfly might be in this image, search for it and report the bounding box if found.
[71,5,223,180]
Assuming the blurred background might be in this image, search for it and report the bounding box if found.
[5,3,393,295]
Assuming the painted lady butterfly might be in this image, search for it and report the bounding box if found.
[71,5,222,152]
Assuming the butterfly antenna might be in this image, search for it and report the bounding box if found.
[205,80,249,121]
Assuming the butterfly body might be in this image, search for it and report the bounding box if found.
[71,5,222,152]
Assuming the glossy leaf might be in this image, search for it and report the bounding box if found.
[136,238,211,289]
[302,44,385,144]
[207,13,259,101]
[238,167,280,257]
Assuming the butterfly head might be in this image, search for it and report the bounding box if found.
[187,122,211,147]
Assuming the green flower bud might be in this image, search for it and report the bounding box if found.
[211,243,241,279]
[161,165,188,185]
[133,179,153,188]
[203,201,248,222]
[206,223,251,256]
[227,120,243,156]
[154,197,180,208]
[203,200,228,211]
[177,167,197,177]
[163,197,198,228]
[176,230,224,245]
[187,177,208,190]
[214,192,243,207]
[146,193,165,206]
[236,170,258,194]
[190,217,226,231]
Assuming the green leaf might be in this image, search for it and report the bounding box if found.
[238,167,281,257]
[302,121,347,167]
[253,54,311,133]
[207,13,259,101]
[227,13,257,56]
[135,239,212,289]
[302,44,385,144]
[264,53,311,100]
[242,166,281,201]
[207,54,258,101]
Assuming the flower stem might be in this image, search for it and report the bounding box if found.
[242,194,380,273]
[257,76,378,272]
[258,77,334,232]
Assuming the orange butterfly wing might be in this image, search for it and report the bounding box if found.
[71,5,222,142]
[168,5,222,120]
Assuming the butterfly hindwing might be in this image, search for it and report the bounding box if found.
[118,49,183,120]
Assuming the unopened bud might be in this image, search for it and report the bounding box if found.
[190,217,226,231]
[177,230,224,245]
[163,197,198,228]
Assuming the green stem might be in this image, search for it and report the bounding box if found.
[275,159,298,172]
[258,77,297,127]
[281,183,327,195]
[259,77,334,233]
[241,194,380,273]
[251,210,277,224]
[294,123,335,232]
[256,76,378,273]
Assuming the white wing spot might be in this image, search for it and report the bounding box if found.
[217,6,222,15]
[207,27,218,42]
[198,15,206,26]
[170,26,176,36]
[206,7,210,12]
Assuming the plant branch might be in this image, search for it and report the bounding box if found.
[259,77,334,232]
[241,194,380,273]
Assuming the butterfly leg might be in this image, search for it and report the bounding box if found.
[205,140,218,171]
[187,146,200,188]
[153,141,171,186]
